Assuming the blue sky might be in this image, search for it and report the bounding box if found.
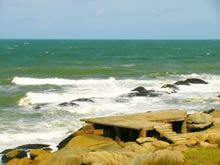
[0,0,219,39]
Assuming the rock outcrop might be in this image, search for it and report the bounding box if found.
[174,78,208,86]
[131,150,185,165]
[65,135,120,151]
[187,112,214,131]
[2,149,27,164]
[6,157,31,165]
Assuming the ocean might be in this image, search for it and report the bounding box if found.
[0,40,220,155]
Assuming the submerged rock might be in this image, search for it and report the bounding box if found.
[125,87,162,97]
[2,149,27,163]
[174,78,208,86]
[58,102,79,107]
[34,103,48,110]
[161,84,179,90]
[70,98,94,103]
[187,112,214,131]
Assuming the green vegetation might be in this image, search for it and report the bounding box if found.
[184,147,220,165]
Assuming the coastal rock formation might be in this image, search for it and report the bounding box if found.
[57,124,104,149]
[187,112,214,131]
[174,78,208,86]
[2,149,27,163]
[30,149,51,160]
[65,135,120,151]
[6,157,31,165]
[37,147,89,165]
[122,86,165,98]
[16,144,51,151]
[131,150,185,165]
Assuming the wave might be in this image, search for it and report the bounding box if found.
[12,77,118,86]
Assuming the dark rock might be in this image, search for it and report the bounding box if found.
[218,95,220,98]
[34,103,48,110]
[204,109,215,114]
[16,144,50,150]
[58,102,79,107]
[70,98,94,103]
[161,84,179,90]
[57,134,74,149]
[2,149,27,163]
[0,149,14,154]
[128,87,160,97]
[174,78,208,86]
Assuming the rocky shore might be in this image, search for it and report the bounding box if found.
[1,109,220,165]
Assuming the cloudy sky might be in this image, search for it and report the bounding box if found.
[0,0,219,39]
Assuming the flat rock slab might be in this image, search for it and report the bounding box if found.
[81,110,187,130]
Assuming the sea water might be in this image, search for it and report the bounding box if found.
[0,40,220,156]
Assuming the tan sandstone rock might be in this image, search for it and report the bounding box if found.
[200,141,218,148]
[30,149,51,160]
[66,135,117,151]
[6,157,31,165]
[38,147,90,165]
[131,150,185,165]
[82,151,136,165]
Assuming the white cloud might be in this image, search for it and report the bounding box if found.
[96,9,104,16]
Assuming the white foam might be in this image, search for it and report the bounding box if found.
[6,74,220,154]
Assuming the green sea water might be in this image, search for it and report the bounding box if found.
[0,40,220,80]
[0,40,220,157]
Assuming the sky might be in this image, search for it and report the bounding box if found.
[0,0,219,39]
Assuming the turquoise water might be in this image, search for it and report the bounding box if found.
[0,40,220,154]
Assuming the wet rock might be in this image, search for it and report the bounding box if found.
[70,98,94,103]
[174,78,208,86]
[187,112,214,131]
[16,144,50,150]
[204,109,215,114]
[0,149,14,154]
[58,102,79,107]
[57,134,74,150]
[161,84,179,90]
[127,87,161,97]
[2,149,27,163]
[34,103,48,110]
